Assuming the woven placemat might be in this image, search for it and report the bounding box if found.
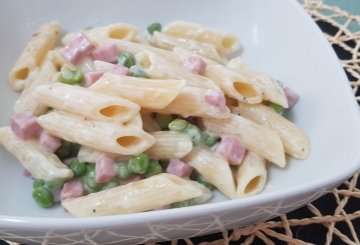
[158,1,360,245]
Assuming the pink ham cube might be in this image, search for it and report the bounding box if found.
[183,55,207,75]
[39,130,61,152]
[10,111,42,139]
[284,87,300,109]
[111,65,130,76]
[84,71,104,87]
[61,180,84,200]
[204,89,226,109]
[166,159,192,178]
[95,155,116,183]
[91,44,120,63]
[215,135,246,165]
[61,33,95,64]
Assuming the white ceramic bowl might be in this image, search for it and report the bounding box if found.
[1,0,360,244]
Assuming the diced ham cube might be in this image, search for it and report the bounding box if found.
[39,130,61,152]
[284,87,300,109]
[204,89,226,109]
[61,180,84,200]
[95,155,116,183]
[215,135,246,165]
[166,159,192,178]
[23,169,32,177]
[91,44,120,63]
[10,111,42,139]
[84,71,104,87]
[61,33,95,64]
[111,65,130,76]
[183,55,207,75]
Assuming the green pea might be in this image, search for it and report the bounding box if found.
[115,162,133,179]
[144,160,163,178]
[185,124,202,146]
[70,159,87,177]
[202,132,219,147]
[82,164,102,191]
[33,179,45,189]
[101,181,118,190]
[129,66,147,78]
[55,140,79,159]
[44,179,64,191]
[168,119,189,131]
[147,22,162,35]
[171,199,192,208]
[196,175,215,190]
[32,186,54,208]
[267,102,284,115]
[59,66,83,85]
[118,51,136,68]
[83,181,98,194]
[154,114,173,130]
[128,153,150,174]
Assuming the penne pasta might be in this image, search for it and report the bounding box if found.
[33,83,140,123]
[231,102,310,159]
[227,57,288,108]
[124,113,143,129]
[183,147,236,199]
[77,145,127,163]
[173,47,262,104]
[147,31,226,64]
[9,21,61,91]
[163,21,241,55]
[88,36,181,64]
[0,127,73,181]
[62,173,203,217]
[37,111,155,155]
[152,86,230,119]
[62,23,138,45]
[234,151,267,198]
[145,131,193,160]
[135,50,217,89]
[201,114,286,167]
[14,50,69,115]
[89,73,186,110]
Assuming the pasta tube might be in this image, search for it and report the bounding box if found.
[183,147,236,199]
[201,114,286,167]
[62,173,203,217]
[147,31,226,64]
[90,73,186,110]
[135,50,217,89]
[14,50,69,115]
[37,111,155,155]
[0,127,73,181]
[145,131,193,160]
[227,57,288,108]
[173,47,262,104]
[33,83,140,123]
[153,86,230,119]
[62,23,138,45]
[234,151,267,198]
[231,102,310,159]
[163,21,241,55]
[9,21,61,91]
